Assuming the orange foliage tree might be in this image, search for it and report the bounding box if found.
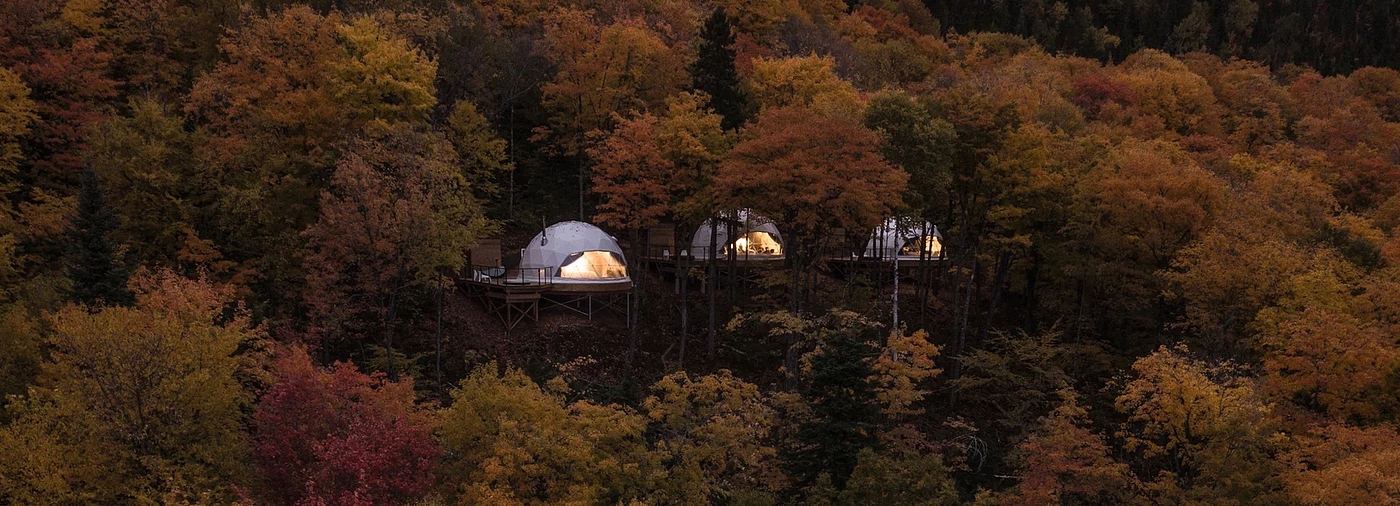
[535,7,689,218]
[586,110,671,367]
[589,91,730,365]
[1283,422,1400,506]
[996,390,1142,506]
[302,124,489,378]
[715,105,906,312]
[588,112,674,232]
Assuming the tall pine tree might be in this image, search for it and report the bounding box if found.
[786,329,883,490]
[65,167,132,306]
[691,8,747,130]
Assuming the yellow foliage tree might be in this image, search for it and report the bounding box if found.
[1213,61,1290,149]
[1094,139,1226,269]
[0,305,41,421]
[331,15,438,128]
[438,364,652,505]
[1164,230,1310,355]
[1120,49,1220,137]
[871,329,940,419]
[0,270,259,504]
[1164,158,1349,356]
[467,0,554,29]
[1254,265,1400,421]
[0,66,35,194]
[643,370,782,504]
[747,55,861,118]
[836,448,959,506]
[655,92,731,223]
[713,0,802,38]
[87,98,210,269]
[0,71,40,398]
[537,9,690,157]
[1115,345,1288,504]
[448,100,513,200]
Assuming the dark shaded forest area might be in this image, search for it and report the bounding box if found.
[924,0,1400,74]
[3,0,1400,504]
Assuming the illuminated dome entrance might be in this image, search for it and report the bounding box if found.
[691,210,785,261]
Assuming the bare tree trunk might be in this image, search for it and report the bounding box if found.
[946,209,981,409]
[1024,247,1041,334]
[679,252,689,369]
[727,217,738,305]
[980,249,1012,345]
[435,273,445,393]
[385,282,400,382]
[920,202,948,331]
[577,154,585,221]
[634,236,644,339]
[707,217,719,362]
[508,105,515,218]
[576,97,585,221]
[790,253,801,315]
[808,257,819,309]
[785,257,802,389]
[842,232,856,308]
[892,242,900,343]
[915,220,929,327]
[1072,278,1084,342]
[947,256,975,409]
[627,232,642,380]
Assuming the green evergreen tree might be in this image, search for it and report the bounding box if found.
[691,7,747,130]
[786,330,882,490]
[64,167,132,307]
[838,449,960,506]
[1170,1,1212,54]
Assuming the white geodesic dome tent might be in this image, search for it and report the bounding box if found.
[690,209,784,260]
[863,217,942,260]
[520,221,629,283]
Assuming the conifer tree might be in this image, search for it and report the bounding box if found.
[64,167,131,307]
[692,8,747,130]
[787,329,883,489]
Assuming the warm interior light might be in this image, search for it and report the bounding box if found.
[559,251,627,279]
[727,232,782,256]
[900,236,942,257]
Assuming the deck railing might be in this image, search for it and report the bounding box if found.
[465,265,552,287]
[639,243,788,261]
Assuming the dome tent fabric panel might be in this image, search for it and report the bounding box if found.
[690,209,784,260]
[864,217,942,260]
[520,221,629,282]
[731,230,782,256]
[559,250,626,279]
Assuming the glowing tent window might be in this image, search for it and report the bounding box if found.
[726,232,782,256]
[558,251,627,279]
[900,236,942,257]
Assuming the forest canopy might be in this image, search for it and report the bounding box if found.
[3,0,1400,504]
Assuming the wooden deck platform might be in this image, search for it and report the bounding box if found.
[461,273,551,330]
[460,266,632,329]
[541,280,633,294]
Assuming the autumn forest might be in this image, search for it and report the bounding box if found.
[3,0,1400,504]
